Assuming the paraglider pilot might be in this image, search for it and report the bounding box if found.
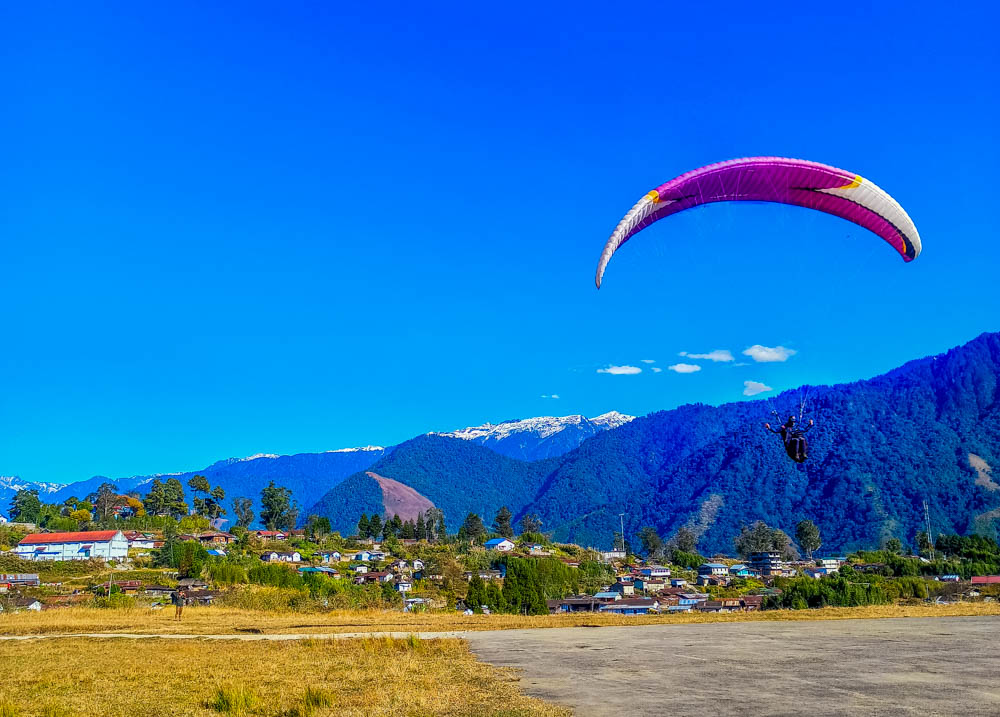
[765,415,813,463]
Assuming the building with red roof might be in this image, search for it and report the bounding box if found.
[15,530,128,562]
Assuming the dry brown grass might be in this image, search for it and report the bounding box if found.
[1,601,998,637]
[0,636,568,717]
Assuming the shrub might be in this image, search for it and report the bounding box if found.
[209,684,259,716]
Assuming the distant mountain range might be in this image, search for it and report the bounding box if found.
[307,332,1000,555]
[432,411,634,461]
[0,413,632,523]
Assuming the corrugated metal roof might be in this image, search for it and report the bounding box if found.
[19,530,120,545]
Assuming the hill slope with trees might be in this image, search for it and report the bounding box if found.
[311,332,1000,554]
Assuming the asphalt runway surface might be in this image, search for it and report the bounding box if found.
[465,616,1000,716]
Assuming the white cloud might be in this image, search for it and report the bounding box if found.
[640,359,656,364]
[540,394,560,399]
[742,345,797,363]
[743,380,773,396]
[651,367,663,373]
[668,363,702,374]
[679,349,734,363]
[597,365,642,375]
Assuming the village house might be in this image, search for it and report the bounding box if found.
[670,578,688,587]
[355,571,394,585]
[351,564,370,574]
[818,556,847,570]
[677,592,709,606]
[484,538,515,552]
[593,591,621,602]
[611,581,635,597]
[195,531,235,545]
[639,565,671,578]
[206,549,226,557]
[528,544,552,556]
[298,566,339,576]
[634,577,667,593]
[145,585,176,597]
[0,574,40,589]
[395,580,412,593]
[15,530,129,562]
[99,580,143,594]
[698,562,729,577]
[599,549,626,562]
[0,597,42,613]
[260,551,301,563]
[548,596,603,613]
[178,578,209,589]
[740,595,764,611]
[122,531,158,550]
[728,564,755,577]
[317,551,341,564]
[464,569,504,581]
[749,551,784,576]
[253,530,288,542]
[696,573,732,587]
[971,576,1000,585]
[599,597,659,615]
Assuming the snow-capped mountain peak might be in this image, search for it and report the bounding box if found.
[431,412,635,461]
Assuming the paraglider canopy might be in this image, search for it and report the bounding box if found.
[596,157,921,288]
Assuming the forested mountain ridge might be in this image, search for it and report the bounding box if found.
[311,332,1000,554]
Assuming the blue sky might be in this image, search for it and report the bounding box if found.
[2,3,997,483]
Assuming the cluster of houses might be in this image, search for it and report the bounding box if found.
[545,553,851,615]
[6,528,1000,616]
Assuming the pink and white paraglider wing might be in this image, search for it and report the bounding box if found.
[595,157,921,288]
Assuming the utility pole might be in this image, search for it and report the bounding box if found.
[618,513,625,554]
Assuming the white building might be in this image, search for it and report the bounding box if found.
[15,530,129,562]
[484,538,515,552]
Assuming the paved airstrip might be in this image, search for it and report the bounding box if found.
[4,616,998,715]
[465,616,1000,716]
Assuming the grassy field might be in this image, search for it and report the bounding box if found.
[0,636,567,717]
[1,602,998,637]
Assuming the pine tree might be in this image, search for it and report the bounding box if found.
[402,520,416,540]
[415,512,426,541]
[493,506,513,538]
[358,513,370,538]
[391,514,403,537]
[369,514,383,541]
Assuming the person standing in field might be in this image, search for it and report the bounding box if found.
[172,589,187,621]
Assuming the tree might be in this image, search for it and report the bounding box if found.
[638,526,663,558]
[232,497,255,529]
[458,513,486,542]
[415,512,427,541]
[795,520,822,559]
[357,513,370,539]
[9,490,42,523]
[883,537,903,555]
[501,558,547,615]
[519,513,542,535]
[401,520,415,540]
[260,481,298,531]
[423,508,445,542]
[916,531,933,556]
[144,479,167,516]
[493,506,513,538]
[188,475,225,520]
[306,515,331,540]
[163,478,189,518]
[672,527,698,554]
[390,514,403,537]
[772,529,800,561]
[368,514,383,541]
[88,482,123,522]
[734,521,779,559]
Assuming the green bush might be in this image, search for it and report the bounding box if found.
[209,684,259,716]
